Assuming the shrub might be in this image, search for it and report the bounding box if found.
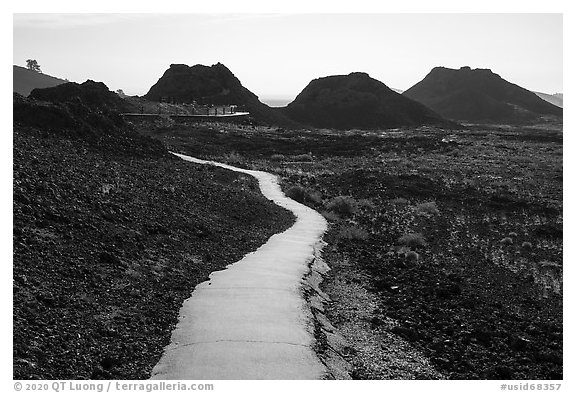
[285,185,322,205]
[396,246,412,256]
[224,151,243,165]
[398,233,427,248]
[539,261,561,270]
[391,197,409,205]
[357,199,376,210]
[500,237,513,245]
[307,190,323,204]
[405,250,420,263]
[521,241,533,250]
[155,114,175,128]
[286,185,307,202]
[292,153,314,162]
[321,210,340,222]
[415,201,440,215]
[270,154,285,161]
[326,196,358,217]
[337,226,368,241]
[101,183,115,194]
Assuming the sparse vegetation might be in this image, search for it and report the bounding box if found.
[321,210,341,222]
[291,153,314,162]
[522,241,533,250]
[357,198,376,210]
[398,233,427,248]
[390,197,409,205]
[223,151,244,166]
[414,201,440,215]
[337,225,369,241]
[127,118,563,380]
[285,185,322,205]
[155,114,176,128]
[405,250,420,263]
[325,196,358,217]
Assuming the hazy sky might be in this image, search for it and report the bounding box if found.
[13,13,563,103]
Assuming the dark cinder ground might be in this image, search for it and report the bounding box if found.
[138,119,562,380]
[13,127,294,379]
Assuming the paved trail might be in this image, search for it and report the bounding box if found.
[150,153,328,380]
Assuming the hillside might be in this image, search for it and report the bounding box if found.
[281,72,452,130]
[29,80,134,113]
[13,65,67,96]
[403,66,563,123]
[14,80,149,153]
[144,63,298,127]
[13,82,294,379]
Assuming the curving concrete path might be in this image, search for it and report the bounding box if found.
[150,153,328,380]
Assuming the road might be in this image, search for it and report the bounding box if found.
[150,153,328,379]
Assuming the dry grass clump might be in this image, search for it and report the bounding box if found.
[224,151,244,165]
[405,250,420,263]
[285,185,322,205]
[337,225,368,241]
[357,198,376,210]
[325,196,358,217]
[521,241,533,251]
[390,197,409,205]
[415,201,440,215]
[154,114,175,128]
[398,232,427,248]
[321,210,341,222]
[292,153,314,162]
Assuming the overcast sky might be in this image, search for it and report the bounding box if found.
[13,13,562,103]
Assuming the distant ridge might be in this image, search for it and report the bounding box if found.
[145,63,298,127]
[281,72,452,130]
[403,66,562,123]
[13,65,68,96]
[533,92,563,108]
[262,98,293,108]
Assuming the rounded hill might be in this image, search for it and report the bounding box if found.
[13,65,67,96]
[29,80,133,113]
[403,66,563,123]
[281,72,451,130]
[144,63,297,127]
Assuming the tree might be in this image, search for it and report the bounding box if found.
[26,59,42,73]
